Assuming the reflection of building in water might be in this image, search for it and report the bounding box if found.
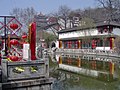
[57,21,120,50]
[58,56,116,82]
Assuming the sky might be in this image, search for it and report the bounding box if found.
[0,0,97,15]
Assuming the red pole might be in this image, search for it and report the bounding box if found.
[110,37,112,49]
[29,22,36,60]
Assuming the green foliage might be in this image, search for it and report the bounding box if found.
[43,32,58,48]
[78,17,96,28]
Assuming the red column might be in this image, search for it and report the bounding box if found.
[110,37,114,49]
[78,40,81,49]
[59,41,62,48]
[92,40,96,49]
[59,56,62,64]
[29,22,36,60]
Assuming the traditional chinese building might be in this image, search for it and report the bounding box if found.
[57,21,120,50]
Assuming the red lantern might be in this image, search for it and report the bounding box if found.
[104,28,107,32]
[9,56,19,61]
[10,23,18,30]
[10,39,19,46]
[22,35,27,39]
[98,28,101,32]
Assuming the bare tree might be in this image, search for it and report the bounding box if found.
[10,7,37,31]
[82,7,108,22]
[96,0,120,22]
[50,5,71,29]
[58,5,71,29]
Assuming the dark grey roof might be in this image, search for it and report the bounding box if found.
[96,21,120,27]
[58,21,120,34]
[58,26,95,33]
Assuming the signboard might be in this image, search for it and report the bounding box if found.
[23,44,30,60]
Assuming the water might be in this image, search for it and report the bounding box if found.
[49,53,120,90]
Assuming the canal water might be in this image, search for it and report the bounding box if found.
[49,53,120,90]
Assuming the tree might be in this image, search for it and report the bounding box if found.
[10,7,37,31]
[96,0,120,22]
[50,5,71,29]
[78,17,96,43]
[43,32,57,48]
[79,17,95,28]
[114,36,120,54]
[82,7,107,22]
[58,5,71,29]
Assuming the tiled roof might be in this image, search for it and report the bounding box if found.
[96,21,120,27]
[58,26,95,33]
[58,21,120,33]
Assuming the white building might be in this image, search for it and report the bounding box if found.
[57,21,120,51]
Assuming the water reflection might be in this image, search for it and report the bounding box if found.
[49,53,120,90]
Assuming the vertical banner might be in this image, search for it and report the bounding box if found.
[23,44,30,60]
[29,22,36,60]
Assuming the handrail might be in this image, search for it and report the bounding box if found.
[1,56,49,83]
[56,48,119,58]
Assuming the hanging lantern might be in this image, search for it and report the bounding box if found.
[9,56,19,61]
[104,28,108,32]
[10,39,19,46]
[98,28,101,33]
[10,23,18,30]
[22,35,27,39]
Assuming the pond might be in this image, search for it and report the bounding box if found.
[49,53,120,90]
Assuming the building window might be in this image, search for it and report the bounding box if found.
[63,40,78,49]
[97,40,103,47]
[104,39,110,47]
[82,40,92,49]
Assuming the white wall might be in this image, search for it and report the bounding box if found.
[59,28,110,39]
[55,41,59,48]
[59,27,120,40]
[59,29,97,39]
[96,47,110,51]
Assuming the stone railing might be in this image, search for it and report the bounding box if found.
[1,57,49,83]
[56,48,120,58]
